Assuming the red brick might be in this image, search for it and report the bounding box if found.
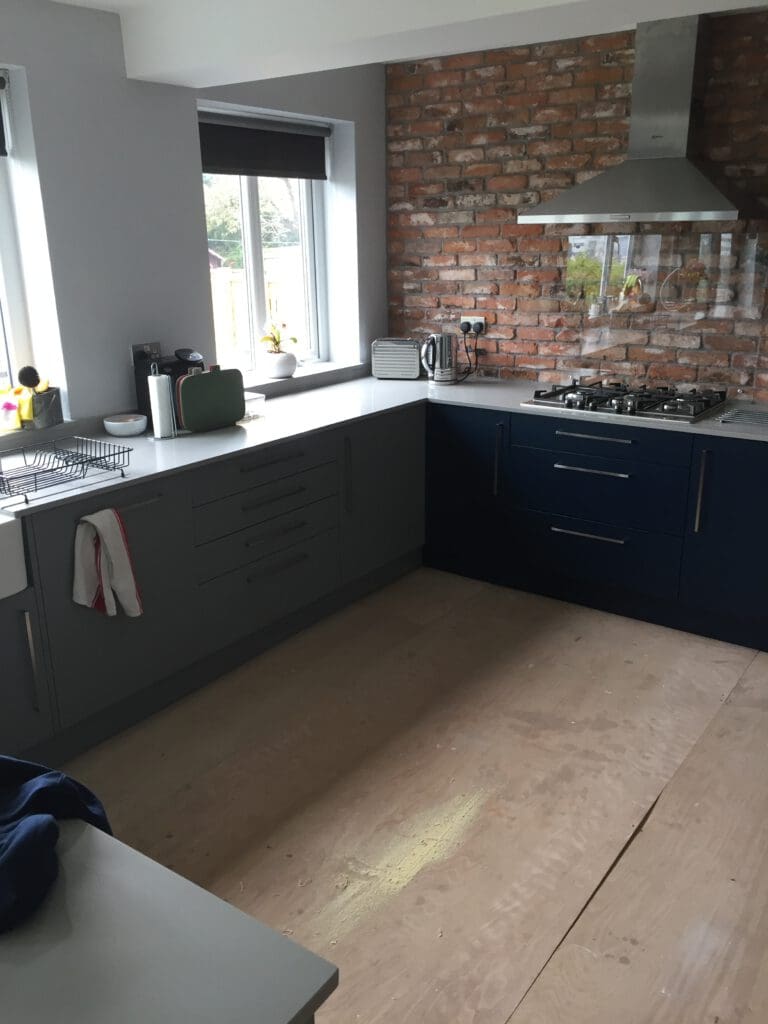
[487,174,530,191]
[465,163,504,177]
[548,86,596,105]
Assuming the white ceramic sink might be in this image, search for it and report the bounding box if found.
[0,514,27,599]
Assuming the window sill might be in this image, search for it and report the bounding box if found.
[243,360,369,398]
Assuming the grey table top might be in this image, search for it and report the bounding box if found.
[0,821,338,1024]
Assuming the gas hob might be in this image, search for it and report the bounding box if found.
[523,381,727,423]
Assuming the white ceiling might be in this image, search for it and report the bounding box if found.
[55,0,768,88]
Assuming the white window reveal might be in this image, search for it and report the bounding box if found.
[0,71,33,394]
[199,115,330,377]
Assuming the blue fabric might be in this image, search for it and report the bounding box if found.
[0,756,111,933]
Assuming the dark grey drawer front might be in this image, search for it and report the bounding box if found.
[194,462,339,545]
[510,412,693,467]
[194,495,339,583]
[192,434,340,506]
[199,529,340,645]
[505,446,690,535]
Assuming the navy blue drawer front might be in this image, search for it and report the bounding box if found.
[509,510,683,600]
[510,412,693,467]
[505,446,690,535]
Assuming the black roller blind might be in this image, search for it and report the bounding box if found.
[199,118,327,180]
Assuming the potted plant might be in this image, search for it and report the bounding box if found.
[261,323,298,379]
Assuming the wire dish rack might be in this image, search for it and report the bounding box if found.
[0,436,132,503]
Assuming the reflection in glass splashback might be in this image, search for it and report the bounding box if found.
[565,233,766,320]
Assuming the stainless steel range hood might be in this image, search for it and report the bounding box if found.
[518,16,740,225]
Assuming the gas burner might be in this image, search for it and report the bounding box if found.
[525,380,727,423]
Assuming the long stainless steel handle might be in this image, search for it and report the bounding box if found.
[693,449,709,534]
[244,520,308,548]
[240,451,305,473]
[343,436,353,514]
[246,551,309,582]
[550,526,625,546]
[553,463,630,480]
[555,430,633,445]
[241,485,306,512]
[492,422,504,497]
[119,494,163,513]
[22,610,42,712]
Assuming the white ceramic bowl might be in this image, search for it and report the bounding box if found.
[103,413,148,437]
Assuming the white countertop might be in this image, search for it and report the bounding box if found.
[0,821,337,1024]
[4,376,768,515]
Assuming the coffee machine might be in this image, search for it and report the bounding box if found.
[420,334,458,385]
[133,344,205,419]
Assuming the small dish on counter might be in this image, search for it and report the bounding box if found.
[103,413,147,437]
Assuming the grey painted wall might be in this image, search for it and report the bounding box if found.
[0,0,386,418]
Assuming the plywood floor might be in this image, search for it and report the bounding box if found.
[67,569,768,1023]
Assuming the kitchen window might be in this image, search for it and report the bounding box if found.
[199,114,330,376]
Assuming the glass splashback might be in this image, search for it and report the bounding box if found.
[560,231,768,394]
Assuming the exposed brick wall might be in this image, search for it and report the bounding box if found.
[386,12,768,398]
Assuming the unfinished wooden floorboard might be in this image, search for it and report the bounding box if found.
[511,702,768,1024]
[66,571,757,1024]
[726,649,768,711]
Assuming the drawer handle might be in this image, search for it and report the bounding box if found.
[553,463,630,480]
[550,526,625,546]
[241,485,306,513]
[119,494,163,513]
[343,436,353,514]
[21,610,42,712]
[693,449,709,534]
[493,422,504,498]
[555,430,633,445]
[246,551,309,582]
[244,520,308,547]
[240,451,305,473]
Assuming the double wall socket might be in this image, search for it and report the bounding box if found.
[459,315,485,332]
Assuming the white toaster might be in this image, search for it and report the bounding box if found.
[371,338,422,380]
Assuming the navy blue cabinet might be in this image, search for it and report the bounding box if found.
[425,404,509,581]
[679,436,768,648]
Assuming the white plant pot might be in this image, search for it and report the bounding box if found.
[265,351,297,379]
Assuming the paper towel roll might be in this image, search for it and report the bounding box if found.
[148,371,176,439]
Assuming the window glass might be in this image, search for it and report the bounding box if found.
[204,173,320,374]
[203,174,250,373]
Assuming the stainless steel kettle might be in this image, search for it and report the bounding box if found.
[420,333,458,385]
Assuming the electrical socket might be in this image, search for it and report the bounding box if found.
[459,314,485,333]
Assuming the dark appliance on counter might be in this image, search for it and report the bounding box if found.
[133,344,205,421]
[523,380,727,423]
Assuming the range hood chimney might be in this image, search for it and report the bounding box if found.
[518,16,740,225]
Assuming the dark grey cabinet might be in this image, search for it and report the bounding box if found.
[0,587,56,754]
[30,476,196,729]
[340,405,426,584]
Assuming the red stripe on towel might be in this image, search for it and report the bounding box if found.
[113,509,143,614]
